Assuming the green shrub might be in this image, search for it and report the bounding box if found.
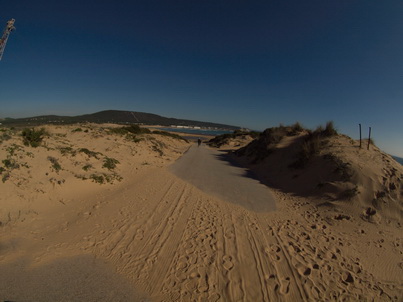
[59,146,76,156]
[21,128,47,147]
[79,148,100,158]
[103,157,119,170]
[47,156,62,172]
[1,133,12,141]
[2,158,19,169]
[109,125,151,136]
[152,130,188,142]
[2,172,10,183]
[90,174,105,184]
[82,164,92,171]
[132,136,144,143]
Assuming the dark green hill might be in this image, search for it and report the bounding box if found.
[1,110,239,130]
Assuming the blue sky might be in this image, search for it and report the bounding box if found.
[1,1,402,156]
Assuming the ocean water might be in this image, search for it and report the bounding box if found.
[157,127,233,136]
[392,156,403,165]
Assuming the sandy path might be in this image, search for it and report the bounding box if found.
[169,145,276,212]
[1,145,401,300]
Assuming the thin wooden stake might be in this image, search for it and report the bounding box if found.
[359,124,362,148]
[367,127,371,150]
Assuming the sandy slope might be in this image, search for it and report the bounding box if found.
[0,124,402,301]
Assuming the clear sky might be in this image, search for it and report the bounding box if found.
[1,1,402,156]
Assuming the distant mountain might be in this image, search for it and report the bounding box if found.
[1,110,240,130]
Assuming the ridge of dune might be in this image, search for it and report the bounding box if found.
[0,123,402,301]
[232,124,403,224]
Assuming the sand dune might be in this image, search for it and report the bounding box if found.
[0,124,402,301]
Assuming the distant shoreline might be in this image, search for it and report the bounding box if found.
[392,156,403,165]
[155,127,234,136]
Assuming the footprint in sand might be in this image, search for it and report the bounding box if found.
[265,244,282,261]
[223,255,234,271]
[279,277,290,295]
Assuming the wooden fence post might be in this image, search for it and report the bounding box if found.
[359,124,362,148]
[367,127,371,150]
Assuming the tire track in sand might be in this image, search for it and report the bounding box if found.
[89,175,196,294]
[225,210,307,302]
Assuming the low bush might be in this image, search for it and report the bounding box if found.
[109,125,151,136]
[323,121,338,137]
[59,146,76,156]
[290,121,338,169]
[82,164,92,171]
[47,156,62,172]
[152,130,188,142]
[103,157,119,170]
[90,174,105,184]
[2,158,19,169]
[21,128,47,147]
[79,148,100,159]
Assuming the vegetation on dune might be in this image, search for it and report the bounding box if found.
[89,173,122,184]
[152,130,188,142]
[78,148,100,159]
[47,156,62,172]
[58,146,76,156]
[2,158,19,170]
[21,128,48,147]
[290,121,338,168]
[109,125,151,136]
[82,164,92,171]
[235,124,305,161]
[235,121,339,165]
[103,157,120,170]
[208,130,261,148]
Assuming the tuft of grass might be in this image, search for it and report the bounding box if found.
[82,164,92,171]
[290,121,338,169]
[289,122,304,135]
[109,125,151,136]
[78,148,100,159]
[152,130,189,142]
[47,156,62,172]
[2,172,10,183]
[59,146,76,156]
[290,136,321,168]
[90,173,122,184]
[21,128,47,147]
[90,174,105,184]
[131,136,144,143]
[102,157,119,170]
[323,121,338,137]
[341,186,359,200]
[2,158,19,169]
[1,132,12,141]
[209,130,261,149]
[6,144,22,157]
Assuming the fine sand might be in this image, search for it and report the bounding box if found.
[0,124,402,301]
